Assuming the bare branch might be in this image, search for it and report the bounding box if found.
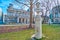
[15,0,29,7]
[57,0,59,5]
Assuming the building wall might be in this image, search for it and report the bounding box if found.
[50,6,60,24]
[4,5,35,24]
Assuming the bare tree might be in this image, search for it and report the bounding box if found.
[13,0,60,24]
[14,0,37,28]
[39,0,52,23]
[39,0,60,23]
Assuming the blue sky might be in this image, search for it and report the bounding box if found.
[0,0,14,14]
[0,0,29,15]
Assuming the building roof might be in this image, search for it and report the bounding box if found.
[7,6,29,14]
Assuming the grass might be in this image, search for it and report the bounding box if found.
[0,24,60,40]
[42,24,60,40]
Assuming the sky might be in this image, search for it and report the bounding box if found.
[0,0,14,14]
[0,0,60,15]
[0,0,29,15]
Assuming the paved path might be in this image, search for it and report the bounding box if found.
[0,24,35,34]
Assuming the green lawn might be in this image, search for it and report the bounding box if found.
[0,24,60,40]
[42,24,60,40]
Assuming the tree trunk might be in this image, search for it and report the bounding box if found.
[29,0,33,28]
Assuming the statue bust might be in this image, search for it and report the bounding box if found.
[36,2,40,14]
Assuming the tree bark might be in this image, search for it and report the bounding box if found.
[29,0,33,28]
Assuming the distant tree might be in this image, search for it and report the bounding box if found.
[40,0,60,23]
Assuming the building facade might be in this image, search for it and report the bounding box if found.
[50,5,60,24]
[3,4,35,24]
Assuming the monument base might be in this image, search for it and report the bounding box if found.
[31,34,42,40]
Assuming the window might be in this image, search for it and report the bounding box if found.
[55,13,58,18]
[58,13,60,17]
[55,19,59,23]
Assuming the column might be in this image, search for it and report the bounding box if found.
[17,17,19,23]
[3,15,5,23]
[27,19,29,24]
[24,18,26,24]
